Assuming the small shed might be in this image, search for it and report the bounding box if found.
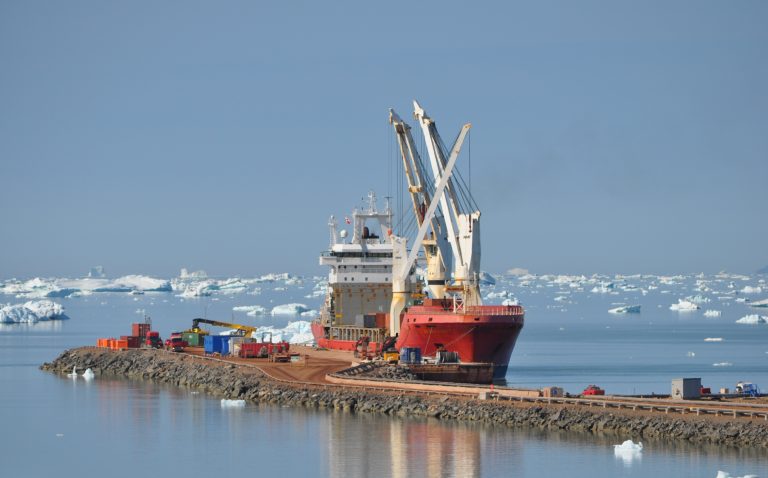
[672,378,701,399]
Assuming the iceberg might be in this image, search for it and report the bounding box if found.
[687,294,711,304]
[703,310,722,318]
[0,300,69,323]
[502,298,520,306]
[233,305,267,317]
[608,305,641,314]
[749,298,768,308]
[0,275,171,298]
[220,399,246,408]
[591,282,615,294]
[82,368,95,380]
[478,271,496,286]
[713,362,733,367]
[741,286,762,294]
[736,314,767,325]
[670,299,699,311]
[613,440,642,465]
[271,303,309,316]
[704,338,723,342]
[256,321,314,344]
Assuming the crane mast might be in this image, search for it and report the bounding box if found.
[413,101,482,306]
[389,109,452,299]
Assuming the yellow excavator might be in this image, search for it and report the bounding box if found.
[186,318,258,338]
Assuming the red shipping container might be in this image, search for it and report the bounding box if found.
[132,323,151,339]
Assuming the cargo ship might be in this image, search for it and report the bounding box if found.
[312,101,524,380]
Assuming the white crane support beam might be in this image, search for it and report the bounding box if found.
[394,123,471,282]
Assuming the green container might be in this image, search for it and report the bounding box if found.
[182,332,201,347]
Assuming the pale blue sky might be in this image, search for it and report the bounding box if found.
[1,1,766,278]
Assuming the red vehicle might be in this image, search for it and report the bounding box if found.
[165,332,188,352]
[582,385,605,396]
[145,331,163,349]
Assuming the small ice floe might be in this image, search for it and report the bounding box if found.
[716,471,759,478]
[220,399,246,408]
[687,351,696,357]
[670,299,699,311]
[82,368,95,380]
[613,440,643,465]
[67,366,78,378]
[749,298,768,308]
[741,286,763,294]
[703,310,722,318]
[271,303,309,316]
[713,362,733,367]
[704,337,724,342]
[736,314,768,325]
[608,305,641,314]
[232,305,267,317]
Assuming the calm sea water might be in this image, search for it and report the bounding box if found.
[1,274,767,477]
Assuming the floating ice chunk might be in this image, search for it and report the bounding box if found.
[220,399,246,408]
[233,305,267,317]
[741,286,762,294]
[670,299,699,311]
[0,300,69,323]
[715,472,759,478]
[713,362,733,367]
[67,366,78,378]
[591,282,615,294]
[271,303,309,316]
[736,314,767,324]
[687,294,711,304]
[609,305,641,314]
[749,298,768,308]
[256,321,314,344]
[686,351,696,357]
[703,310,722,318]
[704,337,724,342]
[502,298,520,306]
[299,309,318,318]
[613,440,643,465]
[486,290,510,300]
[478,271,496,286]
[82,368,95,380]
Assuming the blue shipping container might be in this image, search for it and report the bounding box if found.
[204,335,228,354]
[401,347,421,364]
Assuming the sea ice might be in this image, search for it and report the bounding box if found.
[501,298,520,306]
[220,399,246,408]
[687,294,711,304]
[0,300,68,323]
[613,440,643,465]
[670,299,699,311]
[735,314,767,324]
[703,310,722,318]
[749,298,768,308]
[704,338,724,342]
[713,362,733,367]
[271,303,309,316]
[478,271,496,286]
[608,305,641,314]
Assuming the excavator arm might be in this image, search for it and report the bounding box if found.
[189,318,258,337]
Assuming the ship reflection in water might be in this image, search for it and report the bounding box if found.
[327,414,520,477]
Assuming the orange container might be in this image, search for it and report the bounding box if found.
[115,339,129,350]
[108,339,116,349]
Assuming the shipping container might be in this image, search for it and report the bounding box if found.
[132,323,151,339]
[182,332,202,347]
[204,335,229,355]
[400,347,422,364]
[220,337,230,356]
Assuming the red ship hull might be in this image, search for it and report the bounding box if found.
[311,299,524,380]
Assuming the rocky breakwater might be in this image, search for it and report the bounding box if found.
[42,348,768,448]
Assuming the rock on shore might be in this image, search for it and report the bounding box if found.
[41,348,768,448]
